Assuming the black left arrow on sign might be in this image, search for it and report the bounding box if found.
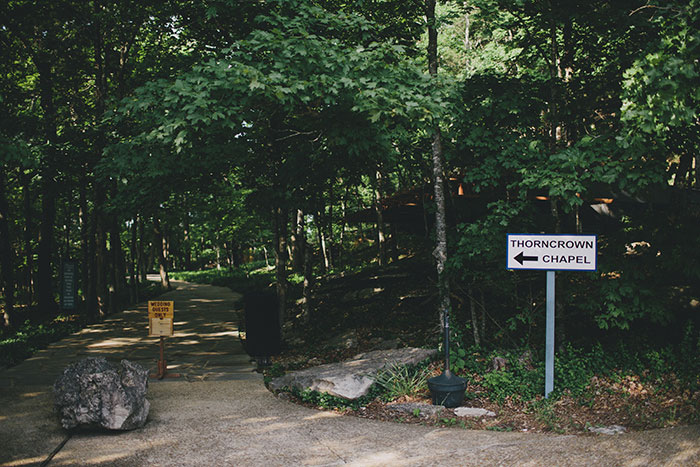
[514,251,538,265]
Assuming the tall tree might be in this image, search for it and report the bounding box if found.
[0,163,15,328]
[426,0,452,323]
[109,0,436,325]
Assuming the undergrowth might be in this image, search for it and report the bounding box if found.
[0,317,85,368]
[170,267,275,295]
[450,340,700,405]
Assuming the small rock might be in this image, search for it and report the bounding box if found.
[454,407,496,418]
[54,357,150,431]
[588,425,627,435]
[492,357,508,371]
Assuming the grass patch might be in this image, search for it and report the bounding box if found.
[170,267,275,295]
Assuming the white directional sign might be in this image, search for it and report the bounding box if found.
[507,234,597,271]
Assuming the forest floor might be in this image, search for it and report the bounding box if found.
[267,250,700,435]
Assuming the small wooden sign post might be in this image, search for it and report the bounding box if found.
[148,300,174,379]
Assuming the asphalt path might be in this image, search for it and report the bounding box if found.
[1,280,698,466]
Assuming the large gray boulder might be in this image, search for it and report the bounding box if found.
[54,357,150,431]
[269,347,436,400]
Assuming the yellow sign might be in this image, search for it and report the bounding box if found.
[148,301,174,319]
[148,301,174,337]
[149,318,173,337]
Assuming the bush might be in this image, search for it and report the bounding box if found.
[0,317,85,368]
[289,383,385,410]
[480,358,543,403]
[375,363,430,400]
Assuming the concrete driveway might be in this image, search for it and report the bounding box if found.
[1,280,698,466]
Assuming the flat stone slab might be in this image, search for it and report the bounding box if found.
[454,407,496,418]
[588,425,627,435]
[269,347,436,399]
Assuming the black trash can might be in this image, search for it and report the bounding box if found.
[243,290,281,366]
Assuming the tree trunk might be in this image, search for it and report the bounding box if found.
[467,282,480,347]
[109,222,119,314]
[0,166,16,328]
[479,288,486,341]
[302,235,313,324]
[427,0,452,323]
[146,238,156,277]
[79,173,90,312]
[327,182,335,268]
[374,169,387,266]
[21,170,34,305]
[262,244,270,268]
[215,234,222,270]
[111,214,128,291]
[86,188,97,321]
[674,152,692,188]
[274,207,288,327]
[130,216,138,303]
[153,216,171,290]
[183,203,192,271]
[36,54,58,318]
[316,208,330,272]
[138,218,147,283]
[338,185,349,268]
[291,209,304,272]
[62,195,71,259]
[94,203,109,319]
[390,223,399,262]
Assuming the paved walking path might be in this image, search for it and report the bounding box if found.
[1,280,699,466]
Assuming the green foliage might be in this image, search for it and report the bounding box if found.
[486,425,513,432]
[170,267,274,295]
[620,0,700,158]
[294,388,353,410]
[452,338,699,405]
[289,382,385,411]
[554,344,604,396]
[109,0,441,218]
[679,321,700,390]
[0,318,85,368]
[374,363,430,400]
[481,363,542,404]
[528,399,564,433]
[444,0,699,346]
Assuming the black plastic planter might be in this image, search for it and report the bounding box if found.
[429,310,466,408]
[428,370,466,408]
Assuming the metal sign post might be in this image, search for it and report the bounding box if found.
[507,234,597,398]
[545,271,555,398]
[148,301,179,380]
